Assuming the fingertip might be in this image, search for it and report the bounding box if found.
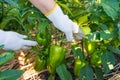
[32,41,38,46]
[65,32,74,41]
[18,34,27,38]
[22,46,32,50]
[23,40,38,46]
[29,41,38,46]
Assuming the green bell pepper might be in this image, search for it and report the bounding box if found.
[74,59,87,77]
[36,31,51,46]
[34,55,46,71]
[47,45,66,74]
[90,51,102,67]
[85,39,96,55]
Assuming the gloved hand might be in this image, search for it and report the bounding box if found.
[45,4,84,41]
[0,30,38,51]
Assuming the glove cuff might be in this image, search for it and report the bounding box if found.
[45,3,58,16]
[45,3,65,22]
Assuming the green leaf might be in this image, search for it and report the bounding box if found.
[100,30,114,40]
[17,0,28,8]
[38,21,49,31]
[72,9,84,18]
[87,32,100,42]
[4,0,19,7]
[0,51,15,66]
[99,23,108,30]
[0,16,21,29]
[7,8,19,17]
[27,17,36,24]
[78,14,90,25]
[0,17,14,29]
[48,74,55,80]
[98,23,114,40]
[0,0,5,2]
[94,67,104,80]
[56,64,73,80]
[71,44,84,60]
[117,22,120,40]
[101,0,119,20]
[57,1,72,15]
[80,65,94,80]
[107,46,120,55]
[101,50,116,73]
[0,45,4,49]
[0,69,24,80]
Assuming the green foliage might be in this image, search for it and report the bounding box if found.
[0,0,120,80]
[0,51,15,66]
[80,65,94,80]
[117,22,120,40]
[0,69,24,80]
[107,45,120,55]
[71,44,84,60]
[3,0,19,7]
[0,0,47,34]
[56,64,73,80]
[94,67,104,80]
[101,50,116,73]
[0,45,4,49]
[57,0,120,79]
[0,51,23,79]
[101,0,119,20]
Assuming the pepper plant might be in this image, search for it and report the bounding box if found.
[0,46,24,80]
[57,0,120,79]
[0,0,120,80]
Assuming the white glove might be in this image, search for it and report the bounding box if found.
[45,4,84,41]
[0,30,38,51]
